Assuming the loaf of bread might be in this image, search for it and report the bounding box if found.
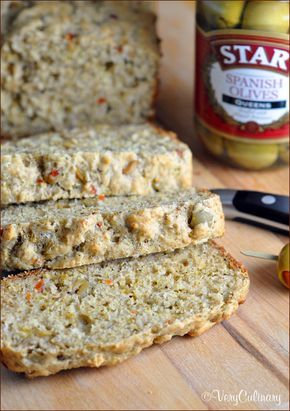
[1,123,193,205]
[1,189,224,271]
[0,241,249,378]
[1,0,159,138]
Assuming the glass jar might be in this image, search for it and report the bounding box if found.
[195,0,289,170]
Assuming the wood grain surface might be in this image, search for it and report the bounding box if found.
[1,2,289,410]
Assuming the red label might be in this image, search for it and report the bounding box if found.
[195,26,289,141]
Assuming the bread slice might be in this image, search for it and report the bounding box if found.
[1,189,224,271]
[1,123,193,205]
[0,241,249,378]
[1,1,159,139]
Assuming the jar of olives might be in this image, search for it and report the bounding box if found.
[195,1,289,170]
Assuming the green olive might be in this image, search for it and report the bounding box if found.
[201,132,224,156]
[225,141,278,170]
[198,0,245,29]
[279,144,289,164]
[242,1,289,33]
[278,243,290,288]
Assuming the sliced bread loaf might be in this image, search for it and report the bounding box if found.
[0,241,249,378]
[1,1,159,138]
[1,124,193,205]
[1,189,224,271]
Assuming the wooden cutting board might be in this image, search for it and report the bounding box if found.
[1,2,289,410]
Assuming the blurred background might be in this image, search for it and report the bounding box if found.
[155,1,195,149]
[150,1,289,194]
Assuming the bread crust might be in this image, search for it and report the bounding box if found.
[210,240,248,274]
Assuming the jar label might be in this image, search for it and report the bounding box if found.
[195,26,289,142]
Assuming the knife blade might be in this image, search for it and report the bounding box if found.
[211,189,289,235]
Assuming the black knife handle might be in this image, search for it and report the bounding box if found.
[233,191,289,226]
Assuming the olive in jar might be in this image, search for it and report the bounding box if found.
[279,144,290,164]
[242,1,289,33]
[198,0,245,29]
[201,133,224,156]
[225,141,279,170]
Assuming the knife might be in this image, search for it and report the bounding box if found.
[211,189,289,235]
